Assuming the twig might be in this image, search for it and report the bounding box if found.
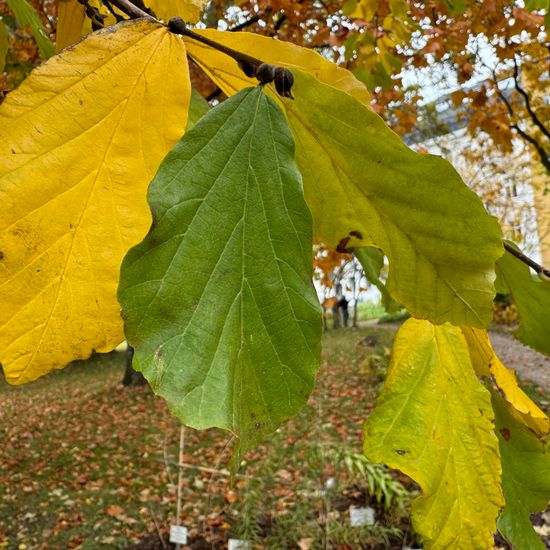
[102,0,126,22]
[512,55,550,141]
[229,14,262,32]
[104,0,296,97]
[103,0,261,68]
[175,425,185,550]
[169,18,264,72]
[503,241,550,278]
[154,457,248,478]
[103,0,155,20]
[147,502,169,550]
[492,67,550,173]
[162,436,176,492]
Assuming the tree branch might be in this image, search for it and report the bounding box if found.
[492,68,550,173]
[103,0,260,67]
[510,123,550,173]
[492,74,513,116]
[229,13,261,32]
[102,0,155,20]
[101,0,295,98]
[170,18,265,70]
[503,241,550,279]
[512,55,550,141]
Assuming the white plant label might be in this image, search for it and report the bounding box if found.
[349,506,375,526]
[228,539,252,550]
[169,525,188,544]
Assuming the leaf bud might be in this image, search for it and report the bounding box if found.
[168,17,186,34]
[256,63,277,85]
[274,67,294,99]
[238,60,257,79]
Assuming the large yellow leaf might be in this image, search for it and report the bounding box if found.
[56,0,85,51]
[364,319,503,549]
[462,327,550,436]
[0,19,190,384]
[183,29,372,106]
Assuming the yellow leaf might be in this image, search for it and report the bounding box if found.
[183,29,371,107]
[147,0,207,24]
[364,319,503,549]
[56,0,85,51]
[462,328,550,436]
[0,20,190,384]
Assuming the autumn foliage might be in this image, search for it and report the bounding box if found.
[1,1,550,549]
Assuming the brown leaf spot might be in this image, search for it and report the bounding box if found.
[500,427,511,441]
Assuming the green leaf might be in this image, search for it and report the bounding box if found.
[186,88,210,130]
[354,247,400,313]
[6,0,54,59]
[286,70,503,328]
[118,87,322,457]
[492,390,550,549]
[0,18,8,72]
[364,319,503,549]
[496,245,550,355]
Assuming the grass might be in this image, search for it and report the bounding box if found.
[356,302,386,321]
[1,326,417,549]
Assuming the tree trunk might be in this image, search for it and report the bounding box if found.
[121,346,147,387]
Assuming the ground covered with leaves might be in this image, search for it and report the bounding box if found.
[0,325,547,549]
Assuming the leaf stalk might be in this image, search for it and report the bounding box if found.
[503,241,550,280]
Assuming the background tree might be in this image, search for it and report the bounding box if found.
[197,0,550,177]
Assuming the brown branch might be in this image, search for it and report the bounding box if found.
[103,0,155,20]
[492,67,515,118]
[102,0,126,22]
[510,123,550,173]
[170,18,264,70]
[492,68,550,173]
[503,241,550,279]
[101,0,295,98]
[229,13,261,32]
[273,13,287,33]
[512,55,550,141]
[104,0,261,66]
